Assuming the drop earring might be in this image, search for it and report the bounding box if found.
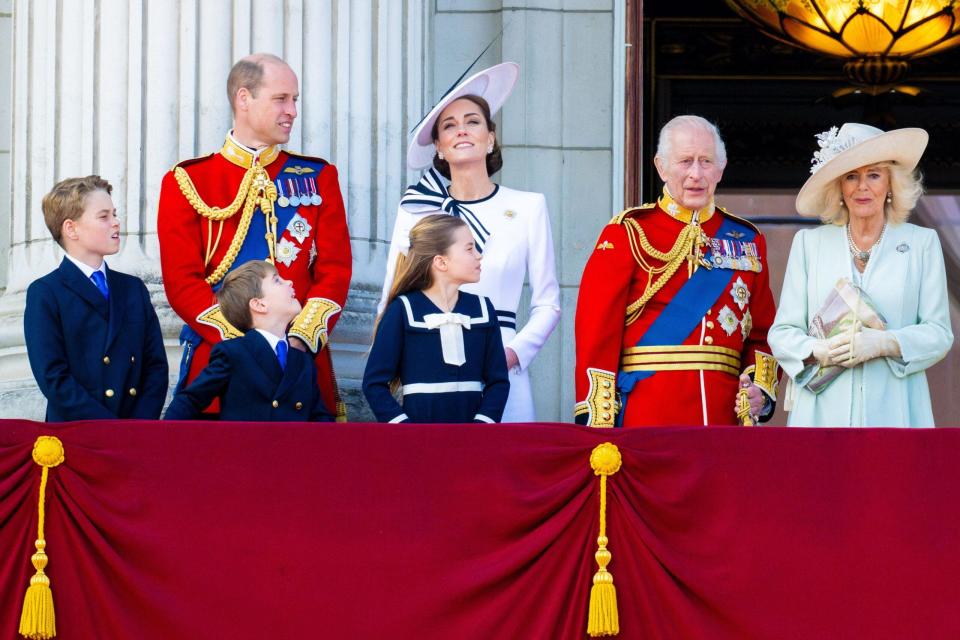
[886,192,893,204]
[438,151,444,160]
[487,145,493,154]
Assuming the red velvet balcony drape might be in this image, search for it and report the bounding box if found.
[2,420,959,639]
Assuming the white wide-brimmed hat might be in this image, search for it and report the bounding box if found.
[795,123,928,217]
[406,62,520,170]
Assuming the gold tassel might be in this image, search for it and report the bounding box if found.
[588,442,622,637]
[20,436,65,640]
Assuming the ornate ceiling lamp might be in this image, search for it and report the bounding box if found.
[725,0,960,95]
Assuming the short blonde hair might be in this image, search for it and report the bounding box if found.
[42,175,113,246]
[818,162,924,225]
[216,260,277,332]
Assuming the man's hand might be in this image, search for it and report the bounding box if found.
[288,336,309,352]
[734,373,765,421]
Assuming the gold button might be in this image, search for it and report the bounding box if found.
[105,389,115,398]
[102,356,110,365]
[602,402,611,410]
[128,388,137,397]
[706,321,715,329]
[295,402,303,410]
[704,336,714,344]
[602,391,611,399]
[706,309,712,315]
[602,381,611,389]
[272,400,279,408]
[602,413,611,421]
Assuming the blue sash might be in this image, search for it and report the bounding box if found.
[228,156,327,280]
[618,215,755,396]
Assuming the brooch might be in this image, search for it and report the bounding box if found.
[896,243,909,253]
[504,210,516,219]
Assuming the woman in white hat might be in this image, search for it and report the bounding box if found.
[769,123,953,426]
[378,62,561,422]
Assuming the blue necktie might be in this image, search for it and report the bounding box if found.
[275,340,288,371]
[90,270,109,299]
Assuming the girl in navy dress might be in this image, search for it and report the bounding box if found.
[363,214,510,423]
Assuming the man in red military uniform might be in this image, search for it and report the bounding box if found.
[575,115,779,427]
[158,53,351,419]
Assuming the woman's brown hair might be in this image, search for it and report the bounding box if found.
[376,214,469,331]
[431,95,503,179]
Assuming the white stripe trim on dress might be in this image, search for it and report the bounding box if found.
[402,381,483,395]
[389,413,410,423]
[474,413,495,423]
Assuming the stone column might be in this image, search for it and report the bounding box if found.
[0,0,430,419]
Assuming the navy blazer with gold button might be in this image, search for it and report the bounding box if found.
[24,257,169,421]
[163,329,332,422]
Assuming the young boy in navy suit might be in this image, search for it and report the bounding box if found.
[24,176,169,421]
[164,260,332,421]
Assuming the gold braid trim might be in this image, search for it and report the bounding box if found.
[174,165,254,221]
[174,164,278,285]
[289,298,342,353]
[623,219,705,325]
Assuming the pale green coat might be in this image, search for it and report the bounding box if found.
[769,222,953,427]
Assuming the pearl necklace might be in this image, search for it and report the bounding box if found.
[846,222,886,263]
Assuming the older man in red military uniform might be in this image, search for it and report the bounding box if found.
[574,115,779,427]
[158,53,351,419]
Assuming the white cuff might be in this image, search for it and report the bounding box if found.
[388,413,410,424]
[474,413,495,424]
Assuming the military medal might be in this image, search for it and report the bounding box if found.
[286,213,312,244]
[717,305,739,336]
[276,179,290,208]
[729,276,750,311]
[287,179,301,207]
[308,177,322,206]
[275,237,301,267]
[741,308,753,341]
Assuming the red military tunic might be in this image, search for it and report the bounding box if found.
[574,190,779,427]
[158,134,352,418]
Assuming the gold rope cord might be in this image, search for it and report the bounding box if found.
[174,164,278,284]
[623,219,703,325]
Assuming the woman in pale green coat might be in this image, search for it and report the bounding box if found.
[769,123,953,427]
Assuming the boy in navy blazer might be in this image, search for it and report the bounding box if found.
[164,260,332,421]
[25,176,169,421]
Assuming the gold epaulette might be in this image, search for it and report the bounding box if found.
[716,206,763,235]
[610,202,656,225]
[743,351,779,401]
[573,368,619,427]
[288,297,342,353]
[197,304,243,340]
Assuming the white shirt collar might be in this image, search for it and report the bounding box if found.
[228,130,272,161]
[65,253,106,279]
[254,328,287,351]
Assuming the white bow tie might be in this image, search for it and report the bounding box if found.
[423,312,471,366]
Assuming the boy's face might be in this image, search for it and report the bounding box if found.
[63,189,121,262]
[252,271,301,322]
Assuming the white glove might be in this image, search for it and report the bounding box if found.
[828,327,901,368]
[810,339,835,367]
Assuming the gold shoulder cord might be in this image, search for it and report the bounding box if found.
[174,165,279,285]
[622,218,706,325]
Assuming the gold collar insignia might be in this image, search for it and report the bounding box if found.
[220,133,281,169]
[658,186,715,225]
